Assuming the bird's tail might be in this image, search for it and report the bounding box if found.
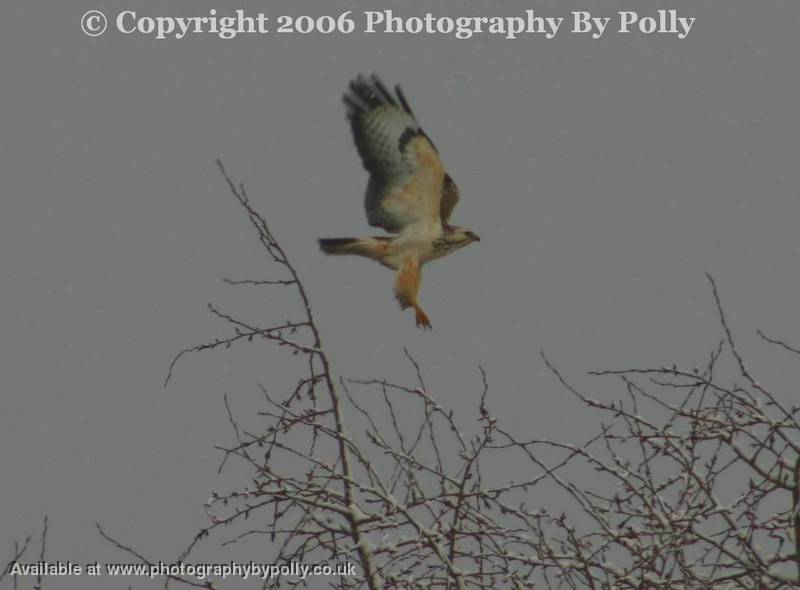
[318,236,390,260]
[318,238,361,255]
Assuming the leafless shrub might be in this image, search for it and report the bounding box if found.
[155,162,556,589]
[2,516,48,590]
[518,276,800,590]
[106,163,798,590]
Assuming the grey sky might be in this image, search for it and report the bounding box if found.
[2,0,799,588]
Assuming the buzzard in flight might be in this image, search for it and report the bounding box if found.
[319,75,480,329]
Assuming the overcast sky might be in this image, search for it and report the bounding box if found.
[2,0,799,588]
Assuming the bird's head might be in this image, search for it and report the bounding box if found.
[443,225,481,249]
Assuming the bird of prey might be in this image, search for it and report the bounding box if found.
[319,74,480,329]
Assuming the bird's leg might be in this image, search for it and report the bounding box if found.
[394,258,432,330]
[413,304,432,329]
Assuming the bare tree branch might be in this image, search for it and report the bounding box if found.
[109,161,800,590]
[0,535,31,587]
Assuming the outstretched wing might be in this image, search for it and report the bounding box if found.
[344,75,448,233]
[440,173,460,226]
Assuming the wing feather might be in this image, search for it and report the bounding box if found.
[395,84,415,116]
[440,174,460,226]
[344,74,453,233]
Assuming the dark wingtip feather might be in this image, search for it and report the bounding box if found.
[395,84,414,116]
[342,93,364,115]
[370,74,397,106]
[344,74,407,116]
[348,75,379,108]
